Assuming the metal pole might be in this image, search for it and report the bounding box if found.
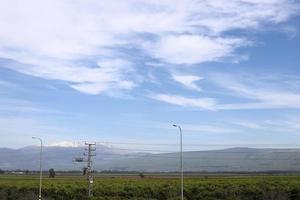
[173,125,183,200]
[84,142,96,198]
[32,137,43,200]
[87,144,92,197]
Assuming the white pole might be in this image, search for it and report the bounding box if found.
[32,137,43,200]
[173,125,183,200]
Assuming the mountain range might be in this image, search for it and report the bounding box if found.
[1,145,300,172]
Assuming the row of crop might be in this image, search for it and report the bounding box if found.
[1,177,300,199]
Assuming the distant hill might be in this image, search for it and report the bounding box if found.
[0,144,141,170]
[97,147,300,172]
[1,146,300,172]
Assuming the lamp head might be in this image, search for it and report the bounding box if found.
[173,124,177,127]
[32,136,41,141]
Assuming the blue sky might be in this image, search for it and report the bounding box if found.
[0,0,300,150]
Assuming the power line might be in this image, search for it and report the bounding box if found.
[97,146,300,154]
[80,151,300,161]
[75,141,300,147]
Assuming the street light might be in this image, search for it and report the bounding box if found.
[32,137,43,200]
[173,124,183,200]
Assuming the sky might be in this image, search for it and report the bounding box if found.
[0,0,300,150]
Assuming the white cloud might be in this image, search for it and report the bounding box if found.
[0,0,298,95]
[70,80,135,95]
[3,57,136,95]
[49,141,80,148]
[230,116,300,134]
[191,0,299,33]
[172,74,203,91]
[259,118,300,133]
[231,121,263,129]
[172,123,239,133]
[146,35,246,64]
[282,26,298,39]
[211,73,300,110]
[151,73,300,111]
[150,94,217,110]
[67,59,137,95]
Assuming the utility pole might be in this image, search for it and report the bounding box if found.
[85,142,96,198]
[75,142,96,198]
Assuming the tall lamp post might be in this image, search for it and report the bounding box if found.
[32,137,43,200]
[173,124,183,200]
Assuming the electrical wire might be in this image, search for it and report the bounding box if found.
[75,141,300,147]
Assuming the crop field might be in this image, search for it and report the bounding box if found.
[1,174,300,200]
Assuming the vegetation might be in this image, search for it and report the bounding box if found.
[49,169,56,178]
[1,175,300,199]
[139,173,145,179]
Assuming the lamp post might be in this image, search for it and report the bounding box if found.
[32,137,43,200]
[173,124,183,200]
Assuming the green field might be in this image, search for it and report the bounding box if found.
[1,174,300,199]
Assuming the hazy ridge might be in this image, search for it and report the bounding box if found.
[1,146,300,172]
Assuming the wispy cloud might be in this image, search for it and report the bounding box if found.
[0,0,298,95]
[211,73,300,110]
[0,80,63,114]
[145,35,246,64]
[230,116,300,133]
[172,74,203,91]
[262,118,300,133]
[151,72,300,111]
[150,94,217,110]
[230,121,264,129]
[168,123,239,134]
[282,26,298,40]
[0,116,70,147]
[67,59,137,95]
